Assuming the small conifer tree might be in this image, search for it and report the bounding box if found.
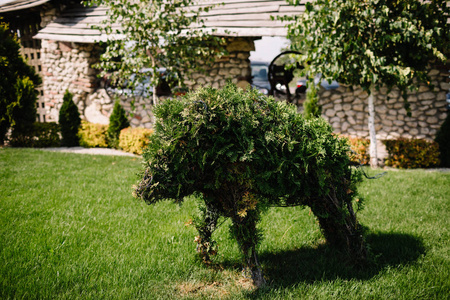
[303,81,321,119]
[9,77,38,146]
[59,90,81,147]
[435,112,450,167]
[107,101,129,148]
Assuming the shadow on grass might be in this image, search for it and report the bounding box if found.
[257,232,425,286]
[216,232,425,292]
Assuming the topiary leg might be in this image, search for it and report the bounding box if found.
[194,200,220,264]
[309,188,367,263]
[230,210,266,287]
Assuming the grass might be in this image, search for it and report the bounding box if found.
[0,147,449,299]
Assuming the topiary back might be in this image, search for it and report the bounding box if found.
[107,101,129,148]
[59,90,81,147]
[435,112,450,167]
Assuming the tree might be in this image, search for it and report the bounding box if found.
[85,0,226,110]
[0,22,41,145]
[107,100,129,148]
[59,90,81,147]
[134,84,367,287]
[283,0,449,167]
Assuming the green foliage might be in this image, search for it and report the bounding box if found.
[8,122,60,148]
[31,122,60,147]
[383,138,440,169]
[107,101,130,148]
[435,112,450,167]
[118,127,153,154]
[134,84,367,284]
[84,0,227,104]
[59,90,81,147]
[284,0,448,167]
[0,22,41,145]
[78,121,108,148]
[285,0,449,96]
[303,81,321,119]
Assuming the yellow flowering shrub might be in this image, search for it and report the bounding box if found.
[78,121,108,148]
[119,127,153,154]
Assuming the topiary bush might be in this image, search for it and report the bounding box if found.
[78,121,108,148]
[435,112,449,167]
[134,84,367,287]
[383,138,440,168]
[59,90,81,147]
[118,127,153,154]
[107,101,129,148]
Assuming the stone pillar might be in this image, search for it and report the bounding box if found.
[41,40,103,122]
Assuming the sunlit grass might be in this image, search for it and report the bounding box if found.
[1,148,449,299]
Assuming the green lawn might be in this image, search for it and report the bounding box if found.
[1,148,449,299]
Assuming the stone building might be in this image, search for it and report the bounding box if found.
[1,0,448,148]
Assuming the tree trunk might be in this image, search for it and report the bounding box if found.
[368,87,378,168]
[150,55,158,125]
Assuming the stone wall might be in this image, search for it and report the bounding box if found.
[316,66,449,142]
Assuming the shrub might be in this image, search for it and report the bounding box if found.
[134,84,367,286]
[59,91,81,146]
[345,136,370,165]
[107,101,129,148]
[383,138,440,169]
[435,112,450,167]
[9,122,60,147]
[78,121,108,148]
[119,127,153,154]
[32,122,60,147]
